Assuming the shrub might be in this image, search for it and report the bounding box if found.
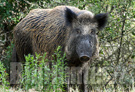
[1,43,14,74]
[20,46,67,92]
[0,61,9,91]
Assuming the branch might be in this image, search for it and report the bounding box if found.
[116,16,126,64]
[104,70,113,87]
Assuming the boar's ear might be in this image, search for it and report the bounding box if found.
[94,13,108,30]
[65,7,77,24]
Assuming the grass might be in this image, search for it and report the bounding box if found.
[0,46,135,92]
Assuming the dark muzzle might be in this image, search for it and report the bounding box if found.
[76,36,93,62]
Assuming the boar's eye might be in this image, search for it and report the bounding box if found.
[91,29,96,34]
[75,29,81,34]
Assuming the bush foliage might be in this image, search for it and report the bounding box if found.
[20,46,67,91]
[0,0,135,91]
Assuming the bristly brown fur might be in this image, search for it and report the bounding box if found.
[13,6,108,92]
[13,6,96,62]
[13,6,105,65]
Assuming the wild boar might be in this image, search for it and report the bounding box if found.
[12,6,108,92]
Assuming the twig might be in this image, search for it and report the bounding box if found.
[105,70,113,87]
[116,8,126,65]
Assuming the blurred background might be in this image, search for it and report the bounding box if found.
[0,0,135,91]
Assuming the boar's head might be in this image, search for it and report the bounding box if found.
[65,7,108,67]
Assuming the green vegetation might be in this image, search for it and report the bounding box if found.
[0,43,14,74]
[0,0,135,92]
[21,46,67,92]
[0,46,67,92]
[0,61,9,92]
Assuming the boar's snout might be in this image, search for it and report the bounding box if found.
[79,55,90,62]
[76,35,93,62]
